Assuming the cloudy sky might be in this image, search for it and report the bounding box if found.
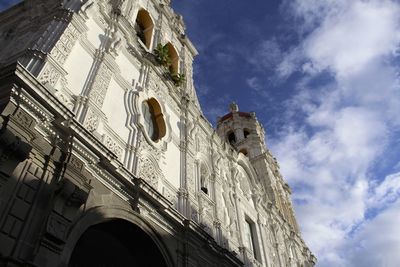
[172,0,400,266]
[1,0,400,266]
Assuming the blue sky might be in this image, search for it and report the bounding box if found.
[2,0,400,266]
[172,0,400,266]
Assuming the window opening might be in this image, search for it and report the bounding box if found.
[244,129,250,138]
[141,98,166,142]
[166,43,179,74]
[228,131,236,145]
[200,165,209,195]
[239,149,248,156]
[135,9,154,49]
[244,219,257,259]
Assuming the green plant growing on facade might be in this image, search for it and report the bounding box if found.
[154,43,171,67]
[171,73,186,87]
[154,43,185,87]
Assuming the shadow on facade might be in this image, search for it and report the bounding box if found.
[0,115,173,267]
[68,219,168,267]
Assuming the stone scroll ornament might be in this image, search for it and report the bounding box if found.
[138,156,163,188]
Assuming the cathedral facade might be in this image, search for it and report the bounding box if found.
[0,0,315,266]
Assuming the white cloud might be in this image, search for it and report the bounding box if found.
[368,172,400,210]
[246,77,262,91]
[248,38,283,71]
[270,0,400,266]
[304,1,400,78]
[347,197,400,267]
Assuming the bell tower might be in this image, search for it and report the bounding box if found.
[216,103,301,233]
[216,102,266,158]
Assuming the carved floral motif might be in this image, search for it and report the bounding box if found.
[38,64,61,86]
[103,135,123,158]
[83,108,99,132]
[89,63,112,108]
[138,156,162,188]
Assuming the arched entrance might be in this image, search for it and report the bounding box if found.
[68,219,168,267]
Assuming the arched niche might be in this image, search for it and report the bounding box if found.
[227,130,236,145]
[166,42,179,74]
[200,163,210,195]
[239,148,248,156]
[243,128,251,139]
[235,160,258,202]
[135,9,154,49]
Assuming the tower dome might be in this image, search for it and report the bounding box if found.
[216,103,266,158]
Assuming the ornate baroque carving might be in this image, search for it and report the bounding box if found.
[38,63,61,86]
[51,23,80,65]
[103,135,123,158]
[83,108,99,132]
[89,63,112,108]
[138,156,163,188]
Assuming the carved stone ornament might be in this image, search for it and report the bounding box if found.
[89,63,113,108]
[51,23,80,65]
[138,156,163,188]
[55,89,74,110]
[83,108,99,132]
[103,135,123,158]
[38,63,61,86]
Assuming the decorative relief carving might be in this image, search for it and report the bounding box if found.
[147,69,166,96]
[225,191,239,243]
[238,171,252,200]
[69,155,84,172]
[186,161,196,193]
[55,88,74,110]
[38,64,61,86]
[199,196,214,235]
[89,63,112,108]
[103,135,123,158]
[217,182,227,223]
[14,109,35,129]
[139,134,164,160]
[199,138,210,155]
[138,156,163,188]
[83,108,99,132]
[51,23,80,65]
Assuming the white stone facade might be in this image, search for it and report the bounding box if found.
[0,0,315,266]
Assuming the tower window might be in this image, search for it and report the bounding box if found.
[135,9,154,49]
[244,129,250,138]
[239,148,248,156]
[227,131,236,145]
[141,98,166,142]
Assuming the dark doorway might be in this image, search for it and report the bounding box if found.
[69,220,168,267]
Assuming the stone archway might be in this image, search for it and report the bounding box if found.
[68,219,168,267]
